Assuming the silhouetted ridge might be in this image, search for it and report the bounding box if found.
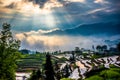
[44,22,120,36]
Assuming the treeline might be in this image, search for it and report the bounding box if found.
[0,23,21,80]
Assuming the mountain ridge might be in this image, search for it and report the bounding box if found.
[44,22,120,36]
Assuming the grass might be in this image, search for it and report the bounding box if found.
[85,75,103,80]
[85,65,120,80]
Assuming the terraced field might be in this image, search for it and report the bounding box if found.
[16,54,46,72]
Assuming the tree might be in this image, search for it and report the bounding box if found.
[75,47,80,53]
[0,23,21,80]
[54,61,60,71]
[44,54,55,80]
[54,61,61,80]
[102,45,107,51]
[64,64,70,77]
[28,70,37,80]
[69,52,75,62]
[101,45,107,53]
[117,42,120,52]
[36,69,42,80]
[28,69,42,80]
[96,45,102,52]
[92,45,95,51]
[75,47,81,55]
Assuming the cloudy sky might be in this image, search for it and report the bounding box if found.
[0,0,120,52]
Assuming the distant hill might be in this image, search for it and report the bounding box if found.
[44,22,120,36]
[19,49,36,54]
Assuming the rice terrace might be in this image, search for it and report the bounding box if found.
[0,0,120,80]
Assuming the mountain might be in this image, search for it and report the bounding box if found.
[19,49,36,54]
[44,22,120,36]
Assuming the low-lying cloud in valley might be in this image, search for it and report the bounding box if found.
[15,28,120,52]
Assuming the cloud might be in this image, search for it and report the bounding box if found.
[0,0,87,15]
[0,0,38,15]
[94,0,108,4]
[65,0,86,3]
[86,7,107,14]
[15,32,68,51]
[26,28,60,35]
[108,0,120,10]
[0,0,64,15]
[15,29,120,52]
[0,0,120,32]
[0,0,64,9]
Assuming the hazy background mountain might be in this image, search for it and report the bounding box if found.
[44,22,120,36]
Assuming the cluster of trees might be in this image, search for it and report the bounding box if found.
[0,23,21,80]
[96,45,107,52]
